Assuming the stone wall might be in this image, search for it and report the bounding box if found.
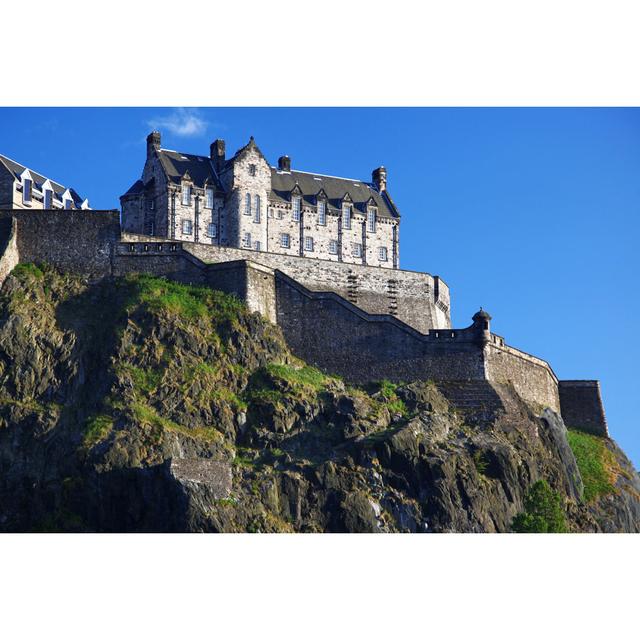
[121,235,451,332]
[484,339,561,413]
[0,217,19,287]
[0,209,120,278]
[558,381,609,437]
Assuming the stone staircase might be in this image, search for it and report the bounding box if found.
[436,380,505,416]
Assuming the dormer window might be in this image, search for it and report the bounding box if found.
[292,196,301,221]
[245,193,251,215]
[367,207,377,233]
[318,200,326,226]
[43,189,52,209]
[342,203,352,230]
[22,178,32,204]
[182,185,191,206]
[64,198,73,210]
[249,164,256,176]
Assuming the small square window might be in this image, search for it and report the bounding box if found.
[378,246,388,261]
[243,232,252,248]
[207,223,217,238]
[280,233,290,248]
[329,240,338,255]
[249,164,256,176]
[352,243,362,258]
[182,219,193,235]
[254,240,261,251]
[304,236,314,252]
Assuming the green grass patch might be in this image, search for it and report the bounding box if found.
[265,363,334,391]
[12,262,44,280]
[567,429,617,502]
[83,414,114,448]
[511,480,568,533]
[123,273,245,321]
[373,379,408,416]
[131,401,221,443]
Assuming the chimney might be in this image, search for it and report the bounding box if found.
[278,155,291,172]
[210,139,226,172]
[372,166,387,192]
[147,131,161,158]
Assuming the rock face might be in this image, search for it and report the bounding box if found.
[0,264,637,533]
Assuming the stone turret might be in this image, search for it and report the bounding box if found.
[472,308,492,344]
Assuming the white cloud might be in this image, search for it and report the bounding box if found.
[148,108,207,137]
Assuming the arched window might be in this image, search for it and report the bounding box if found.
[245,193,251,215]
[254,195,261,223]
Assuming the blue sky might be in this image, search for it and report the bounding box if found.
[1,107,638,467]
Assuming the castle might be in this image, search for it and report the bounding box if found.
[0,133,609,440]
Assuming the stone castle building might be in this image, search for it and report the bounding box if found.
[0,154,90,211]
[121,132,399,269]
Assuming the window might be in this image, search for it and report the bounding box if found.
[378,246,388,261]
[292,196,301,221]
[352,243,362,258]
[43,189,52,209]
[254,195,261,223]
[268,207,274,218]
[243,232,252,248]
[205,188,214,209]
[182,219,193,235]
[342,203,351,230]
[149,199,155,210]
[254,240,261,251]
[182,185,191,206]
[64,198,73,210]
[318,200,326,225]
[329,240,338,255]
[245,193,251,215]
[280,233,290,248]
[304,236,314,252]
[22,178,32,204]
[249,164,256,176]
[277,210,283,220]
[367,207,377,233]
[207,223,217,238]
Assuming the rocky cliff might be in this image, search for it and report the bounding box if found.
[0,264,637,532]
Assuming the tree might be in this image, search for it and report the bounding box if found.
[511,480,568,533]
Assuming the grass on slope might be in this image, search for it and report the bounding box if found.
[567,429,617,502]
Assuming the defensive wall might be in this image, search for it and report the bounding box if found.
[0,210,608,435]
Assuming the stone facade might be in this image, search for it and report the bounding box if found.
[558,381,609,437]
[121,132,400,269]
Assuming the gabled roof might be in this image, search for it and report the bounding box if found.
[270,169,399,219]
[0,153,88,205]
[157,149,223,190]
[224,136,270,169]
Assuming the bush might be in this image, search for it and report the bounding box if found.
[511,480,568,533]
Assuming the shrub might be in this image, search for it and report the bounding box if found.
[567,429,617,502]
[511,480,568,533]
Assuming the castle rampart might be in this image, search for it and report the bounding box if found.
[0,210,607,435]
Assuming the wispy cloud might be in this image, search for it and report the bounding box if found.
[147,108,208,137]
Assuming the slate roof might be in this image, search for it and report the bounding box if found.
[270,169,399,218]
[0,153,86,206]
[157,149,222,190]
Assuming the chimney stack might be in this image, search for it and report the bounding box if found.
[278,155,291,172]
[372,166,387,192]
[147,131,161,158]
[211,139,226,172]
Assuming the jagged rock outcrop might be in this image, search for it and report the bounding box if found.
[0,264,637,532]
